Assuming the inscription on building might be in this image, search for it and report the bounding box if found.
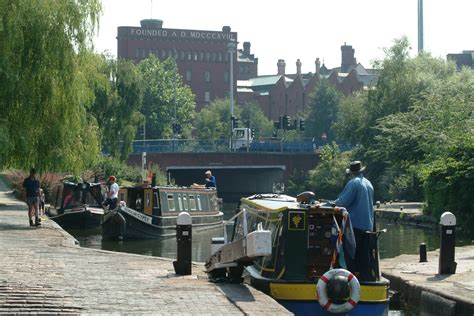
[129,28,236,41]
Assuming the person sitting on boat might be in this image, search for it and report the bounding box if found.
[63,190,81,208]
[103,176,119,211]
[334,160,374,281]
[204,170,216,189]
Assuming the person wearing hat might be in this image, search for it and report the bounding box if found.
[103,175,119,211]
[335,160,374,281]
[204,170,216,189]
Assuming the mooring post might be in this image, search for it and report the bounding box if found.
[439,212,456,274]
[419,243,427,262]
[173,212,192,275]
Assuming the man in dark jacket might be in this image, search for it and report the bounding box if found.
[23,168,41,226]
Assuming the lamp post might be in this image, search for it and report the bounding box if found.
[173,48,178,151]
[227,39,237,150]
[142,119,147,182]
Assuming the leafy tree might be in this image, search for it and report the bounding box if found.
[139,55,195,139]
[304,79,341,141]
[87,54,143,161]
[239,101,273,138]
[194,98,238,139]
[0,0,102,173]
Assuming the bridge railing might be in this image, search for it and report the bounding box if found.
[129,138,350,154]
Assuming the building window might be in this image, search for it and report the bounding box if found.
[200,52,204,61]
[224,53,229,62]
[135,49,140,58]
[186,70,192,82]
[187,51,192,61]
[181,51,185,60]
[205,91,211,102]
[194,52,198,61]
[206,52,210,61]
[162,50,166,59]
[224,71,229,83]
[218,53,222,62]
[211,52,216,61]
[240,65,244,74]
[205,71,211,82]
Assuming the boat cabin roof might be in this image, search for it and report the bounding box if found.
[241,194,301,212]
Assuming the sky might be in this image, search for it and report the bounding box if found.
[94,0,474,75]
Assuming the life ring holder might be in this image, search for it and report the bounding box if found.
[317,268,360,314]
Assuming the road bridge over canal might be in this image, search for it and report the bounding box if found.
[128,152,320,202]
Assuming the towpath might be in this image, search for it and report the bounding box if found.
[0,176,290,315]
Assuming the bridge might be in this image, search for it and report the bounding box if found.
[127,151,320,202]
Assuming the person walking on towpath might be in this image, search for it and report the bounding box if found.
[335,160,374,281]
[22,168,41,226]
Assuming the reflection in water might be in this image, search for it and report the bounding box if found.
[65,204,472,263]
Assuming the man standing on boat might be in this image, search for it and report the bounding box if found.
[204,170,216,189]
[104,176,119,211]
[335,161,374,281]
[22,168,41,226]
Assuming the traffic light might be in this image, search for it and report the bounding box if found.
[273,121,280,129]
[231,116,239,129]
[299,118,305,131]
[283,115,291,130]
[251,128,255,138]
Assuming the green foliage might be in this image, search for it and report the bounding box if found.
[421,144,474,230]
[0,0,102,173]
[194,98,238,139]
[304,79,341,140]
[139,55,195,139]
[239,101,274,138]
[287,143,350,199]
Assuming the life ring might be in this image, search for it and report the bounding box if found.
[317,268,360,314]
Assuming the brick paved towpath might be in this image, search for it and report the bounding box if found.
[0,176,290,315]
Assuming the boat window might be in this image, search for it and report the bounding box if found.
[178,194,183,211]
[145,191,151,208]
[197,194,202,211]
[189,194,196,210]
[120,191,125,202]
[153,193,159,208]
[183,194,188,210]
[167,194,175,211]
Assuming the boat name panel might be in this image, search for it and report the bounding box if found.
[122,207,153,224]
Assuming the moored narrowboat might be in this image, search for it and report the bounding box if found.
[102,185,223,239]
[210,193,389,315]
[47,181,105,228]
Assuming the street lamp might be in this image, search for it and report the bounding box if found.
[227,39,237,149]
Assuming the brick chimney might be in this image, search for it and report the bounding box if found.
[296,59,302,75]
[315,58,321,74]
[243,42,251,55]
[341,43,356,72]
[277,59,286,75]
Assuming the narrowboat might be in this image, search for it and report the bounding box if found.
[102,185,223,239]
[47,181,105,228]
[210,192,389,316]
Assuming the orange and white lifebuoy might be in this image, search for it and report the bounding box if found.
[317,268,360,314]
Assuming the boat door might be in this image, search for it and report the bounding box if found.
[118,188,127,204]
[143,188,153,216]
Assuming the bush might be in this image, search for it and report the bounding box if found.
[421,144,474,231]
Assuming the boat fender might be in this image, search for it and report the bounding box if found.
[317,268,360,314]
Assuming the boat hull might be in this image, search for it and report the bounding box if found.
[246,266,389,316]
[102,206,224,239]
[48,207,103,229]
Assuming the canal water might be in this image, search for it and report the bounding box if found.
[65,203,472,262]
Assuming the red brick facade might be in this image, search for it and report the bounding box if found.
[117,19,257,111]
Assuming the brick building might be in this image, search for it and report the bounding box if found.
[117,19,258,111]
[237,44,377,121]
[447,51,474,70]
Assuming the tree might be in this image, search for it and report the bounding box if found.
[304,79,341,141]
[239,101,273,138]
[0,0,102,173]
[87,54,143,161]
[194,98,237,140]
[139,55,195,139]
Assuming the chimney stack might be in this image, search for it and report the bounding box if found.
[315,58,321,74]
[277,59,286,75]
[341,43,356,73]
[243,42,251,55]
[296,59,302,75]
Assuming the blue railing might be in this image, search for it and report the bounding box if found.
[130,138,351,154]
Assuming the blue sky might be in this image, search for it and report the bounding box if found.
[94,0,474,75]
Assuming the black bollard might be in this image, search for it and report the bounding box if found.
[439,212,457,275]
[419,243,427,262]
[173,212,192,275]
